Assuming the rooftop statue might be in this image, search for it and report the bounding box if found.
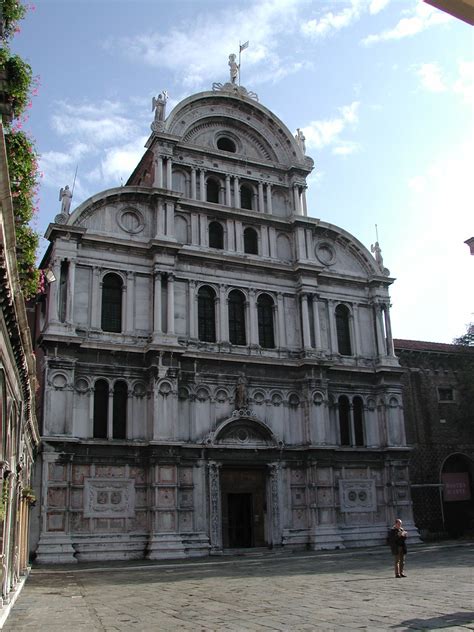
[228,53,239,85]
[59,185,72,215]
[295,128,306,154]
[152,90,168,122]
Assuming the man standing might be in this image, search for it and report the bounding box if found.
[389,518,408,578]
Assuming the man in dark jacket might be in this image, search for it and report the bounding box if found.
[388,518,408,577]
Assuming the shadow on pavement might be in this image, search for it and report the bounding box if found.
[394,611,474,630]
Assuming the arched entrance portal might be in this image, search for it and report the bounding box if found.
[441,453,474,537]
[221,467,267,548]
[207,412,282,551]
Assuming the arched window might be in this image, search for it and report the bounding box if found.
[101,273,123,333]
[240,184,253,210]
[353,396,365,446]
[113,381,127,439]
[206,178,220,203]
[228,290,246,346]
[257,294,275,348]
[217,137,236,153]
[244,227,258,255]
[198,286,216,342]
[335,304,352,356]
[338,395,350,446]
[93,379,109,439]
[209,221,224,249]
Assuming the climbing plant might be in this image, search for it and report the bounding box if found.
[1,1,40,299]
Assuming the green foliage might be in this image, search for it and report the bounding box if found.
[0,0,27,41]
[3,54,33,119]
[0,2,40,299]
[453,323,474,347]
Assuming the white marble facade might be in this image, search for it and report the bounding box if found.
[33,83,417,563]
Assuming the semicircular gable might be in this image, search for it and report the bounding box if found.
[166,92,308,168]
[314,223,388,278]
[182,117,277,162]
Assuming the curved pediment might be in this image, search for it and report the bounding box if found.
[205,410,282,448]
[165,92,310,169]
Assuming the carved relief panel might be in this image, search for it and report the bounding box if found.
[84,478,135,519]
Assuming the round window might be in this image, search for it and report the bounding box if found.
[217,137,236,153]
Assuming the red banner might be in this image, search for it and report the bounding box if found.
[442,473,471,502]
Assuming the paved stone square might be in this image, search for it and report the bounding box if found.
[3,542,474,631]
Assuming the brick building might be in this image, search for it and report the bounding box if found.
[395,339,474,537]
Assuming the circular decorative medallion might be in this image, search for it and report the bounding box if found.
[315,241,336,266]
[117,208,145,234]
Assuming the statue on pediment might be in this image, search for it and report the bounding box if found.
[152,90,168,122]
[59,185,72,215]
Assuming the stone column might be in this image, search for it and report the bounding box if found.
[233,176,240,208]
[107,386,114,439]
[191,168,197,200]
[352,304,361,357]
[249,289,259,346]
[349,404,356,447]
[200,214,208,247]
[374,303,386,356]
[235,220,243,253]
[261,226,269,257]
[293,185,301,214]
[301,187,308,216]
[155,156,163,188]
[166,157,173,190]
[266,183,273,214]
[199,169,206,201]
[167,273,175,335]
[190,213,199,245]
[47,257,61,324]
[258,181,265,213]
[383,304,395,356]
[225,175,231,206]
[208,462,223,553]
[125,271,135,333]
[126,388,132,440]
[153,266,162,336]
[165,201,174,238]
[189,280,197,339]
[268,227,277,258]
[66,258,76,324]
[268,463,281,546]
[218,284,228,342]
[277,292,286,348]
[300,293,312,349]
[90,266,101,329]
[328,299,338,354]
[312,294,322,350]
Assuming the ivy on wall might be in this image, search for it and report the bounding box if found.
[1,1,40,299]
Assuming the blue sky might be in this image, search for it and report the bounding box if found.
[11,0,473,343]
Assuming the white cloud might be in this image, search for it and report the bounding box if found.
[301,2,362,38]
[392,131,474,342]
[454,60,474,106]
[301,101,360,154]
[99,136,148,184]
[40,99,149,206]
[362,2,452,45]
[51,100,139,144]
[110,0,302,89]
[368,0,390,15]
[415,62,446,92]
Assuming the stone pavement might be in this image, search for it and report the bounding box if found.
[3,541,474,631]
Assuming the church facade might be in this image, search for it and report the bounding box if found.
[33,76,417,562]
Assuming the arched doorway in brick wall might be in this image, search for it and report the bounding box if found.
[441,453,474,537]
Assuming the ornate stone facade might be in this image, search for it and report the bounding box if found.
[32,83,418,562]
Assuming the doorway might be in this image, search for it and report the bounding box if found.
[221,468,267,548]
